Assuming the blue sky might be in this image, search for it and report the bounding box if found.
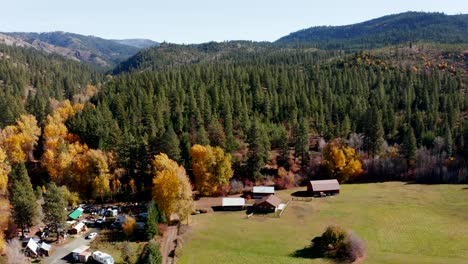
[2,0,467,43]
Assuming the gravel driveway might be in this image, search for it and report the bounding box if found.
[44,228,99,264]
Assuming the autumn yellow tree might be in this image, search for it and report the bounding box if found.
[0,148,10,195]
[41,101,112,200]
[322,140,362,182]
[0,115,41,164]
[42,101,84,184]
[122,215,136,238]
[152,153,193,220]
[191,144,234,196]
[87,149,111,200]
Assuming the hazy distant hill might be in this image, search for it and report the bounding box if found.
[3,31,141,67]
[112,38,159,49]
[112,41,278,74]
[276,12,468,50]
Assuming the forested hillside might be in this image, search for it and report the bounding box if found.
[276,12,468,50]
[111,41,338,74]
[0,44,102,127]
[65,44,466,191]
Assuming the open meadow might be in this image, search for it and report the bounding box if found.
[179,182,468,264]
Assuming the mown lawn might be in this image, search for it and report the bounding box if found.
[179,182,468,264]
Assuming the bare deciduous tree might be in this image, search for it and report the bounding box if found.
[5,239,29,264]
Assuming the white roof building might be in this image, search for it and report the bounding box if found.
[73,221,85,231]
[253,186,275,194]
[26,238,39,255]
[222,198,245,207]
[39,242,51,251]
[72,245,90,255]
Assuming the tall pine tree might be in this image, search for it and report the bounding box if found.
[9,163,39,237]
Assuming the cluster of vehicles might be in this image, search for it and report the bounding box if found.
[83,205,121,217]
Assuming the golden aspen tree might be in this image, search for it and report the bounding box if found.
[87,149,111,200]
[175,166,194,220]
[15,115,41,160]
[152,153,193,220]
[122,216,136,237]
[0,126,26,164]
[323,141,363,182]
[0,115,40,164]
[0,147,10,195]
[191,144,233,196]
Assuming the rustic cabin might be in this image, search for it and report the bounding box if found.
[252,186,275,199]
[253,195,281,213]
[307,179,340,196]
[221,198,246,211]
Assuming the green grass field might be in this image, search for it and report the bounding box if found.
[179,182,468,264]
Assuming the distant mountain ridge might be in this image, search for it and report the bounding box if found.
[1,31,147,67]
[112,39,159,49]
[276,12,468,50]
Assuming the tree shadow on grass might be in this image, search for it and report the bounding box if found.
[291,191,313,197]
[463,187,468,190]
[290,236,324,259]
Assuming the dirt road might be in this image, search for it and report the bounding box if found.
[45,228,99,264]
[161,226,178,264]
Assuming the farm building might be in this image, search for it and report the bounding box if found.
[24,238,39,257]
[307,179,340,196]
[221,198,245,210]
[69,221,86,235]
[72,245,92,262]
[253,195,281,213]
[38,242,51,256]
[68,207,84,220]
[252,186,275,199]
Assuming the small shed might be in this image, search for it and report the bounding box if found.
[25,238,39,257]
[69,221,86,235]
[253,195,281,213]
[307,179,340,196]
[68,207,84,220]
[38,242,51,256]
[221,198,245,211]
[252,186,275,199]
[72,245,91,262]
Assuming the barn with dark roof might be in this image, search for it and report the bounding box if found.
[253,195,281,213]
[307,179,340,196]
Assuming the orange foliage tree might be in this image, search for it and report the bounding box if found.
[41,100,112,200]
[322,141,363,182]
[152,153,193,220]
[122,215,136,238]
[190,144,233,196]
[42,101,84,184]
[0,115,41,164]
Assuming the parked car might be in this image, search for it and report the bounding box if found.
[96,217,106,224]
[86,232,98,239]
